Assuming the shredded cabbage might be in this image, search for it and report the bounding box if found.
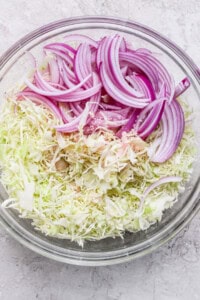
[0,97,196,245]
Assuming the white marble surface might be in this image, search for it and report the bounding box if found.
[0,1,200,299]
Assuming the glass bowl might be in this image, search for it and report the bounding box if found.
[0,16,200,266]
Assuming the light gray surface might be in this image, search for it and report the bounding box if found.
[0,1,200,299]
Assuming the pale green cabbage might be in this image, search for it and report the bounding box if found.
[0,97,196,245]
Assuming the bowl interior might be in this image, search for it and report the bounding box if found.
[0,18,200,264]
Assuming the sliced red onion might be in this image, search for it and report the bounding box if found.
[45,48,74,66]
[175,77,190,97]
[135,99,165,125]
[55,113,82,132]
[101,103,124,110]
[97,36,145,101]
[121,65,128,76]
[34,71,63,91]
[22,34,189,157]
[119,51,175,101]
[44,48,77,84]
[141,176,182,200]
[138,52,175,101]
[135,74,155,100]
[50,83,101,102]
[69,102,83,116]
[135,48,152,55]
[34,72,49,91]
[58,102,73,122]
[100,63,150,108]
[64,34,98,48]
[126,74,155,100]
[74,43,93,88]
[109,35,146,98]
[149,99,185,163]
[101,94,125,107]
[48,58,60,84]
[55,93,100,132]
[119,37,127,52]
[138,102,165,139]
[120,51,158,88]
[55,74,101,132]
[25,73,93,97]
[44,43,76,55]
[116,109,140,137]
[96,36,107,68]
[17,91,62,119]
[25,51,36,68]
[47,81,66,90]
[135,99,166,139]
[98,107,130,120]
[57,58,78,88]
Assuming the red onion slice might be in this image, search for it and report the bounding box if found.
[48,58,60,84]
[138,52,175,101]
[101,103,122,110]
[55,74,101,132]
[74,43,94,88]
[55,92,100,132]
[119,51,175,101]
[50,83,102,102]
[109,35,146,98]
[64,34,98,48]
[141,176,182,201]
[17,91,62,120]
[138,102,165,139]
[116,109,140,137]
[58,103,73,122]
[135,99,166,139]
[175,77,190,97]
[121,66,128,76]
[44,42,76,55]
[69,102,83,116]
[120,51,158,89]
[149,99,185,163]
[45,48,74,67]
[100,63,150,108]
[57,58,78,88]
[25,73,93,97]
[126,74,155,100]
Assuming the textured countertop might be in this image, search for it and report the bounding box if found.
[0,1,200,299]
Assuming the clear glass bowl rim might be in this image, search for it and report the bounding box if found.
[0,16,200,266]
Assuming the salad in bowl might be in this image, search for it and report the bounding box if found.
[0,17,199,265]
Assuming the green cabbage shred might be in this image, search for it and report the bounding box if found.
[0,97,196,245]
